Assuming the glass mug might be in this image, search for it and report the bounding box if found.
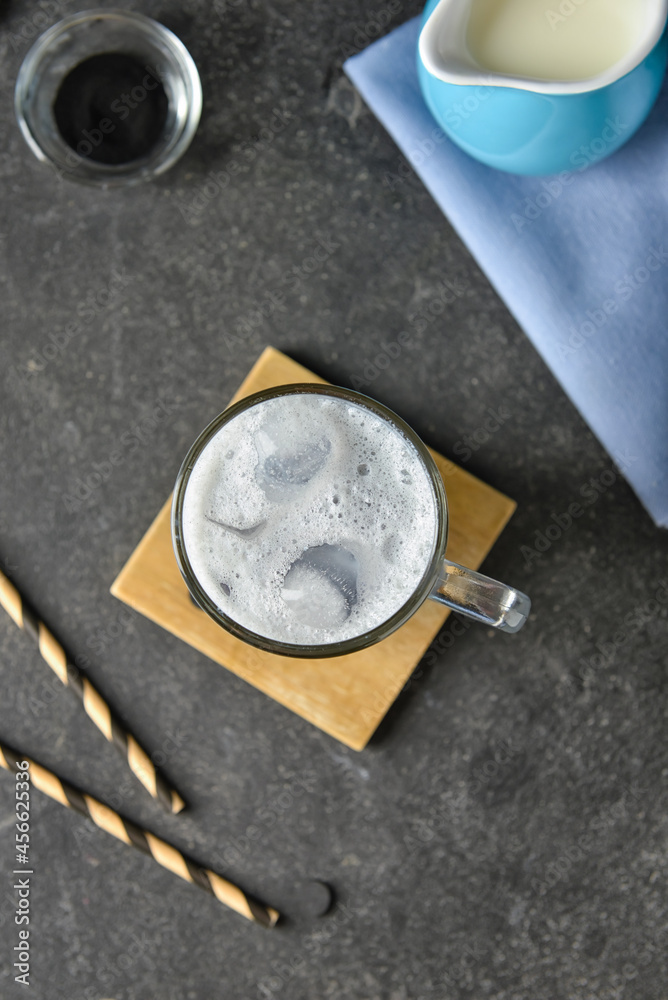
[171,384,530,658]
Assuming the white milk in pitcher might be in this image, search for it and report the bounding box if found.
[466,0,640,81]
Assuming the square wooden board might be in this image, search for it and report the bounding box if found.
[111,347,516,749]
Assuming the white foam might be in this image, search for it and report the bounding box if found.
[181,393,438,645]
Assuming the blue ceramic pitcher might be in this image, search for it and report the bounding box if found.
[418,0,668,175]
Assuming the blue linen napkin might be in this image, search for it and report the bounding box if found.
[344,19,668,528]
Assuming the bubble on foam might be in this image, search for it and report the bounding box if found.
[181,393,438,645]
[381,533,400,563]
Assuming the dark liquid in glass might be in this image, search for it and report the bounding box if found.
[53,52,169,165]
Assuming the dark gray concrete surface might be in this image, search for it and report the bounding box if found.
[1,2,667,998]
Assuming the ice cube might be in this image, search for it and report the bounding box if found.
[255,422,331,502]
[281,544,358,629]
[282,565,350,628]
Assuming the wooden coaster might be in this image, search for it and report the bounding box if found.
[111,348,516,750]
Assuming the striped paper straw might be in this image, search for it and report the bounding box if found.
[0,568,184,814]
[0,742,278,928]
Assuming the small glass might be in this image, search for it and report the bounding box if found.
[14,8,202,186]
[172,384,531,659]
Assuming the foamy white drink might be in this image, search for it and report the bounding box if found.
[180,392,438,645]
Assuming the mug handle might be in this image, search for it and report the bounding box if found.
[429,560,531,633]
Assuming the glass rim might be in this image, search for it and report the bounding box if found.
[14,7,203,187]
[171,383,449,659]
